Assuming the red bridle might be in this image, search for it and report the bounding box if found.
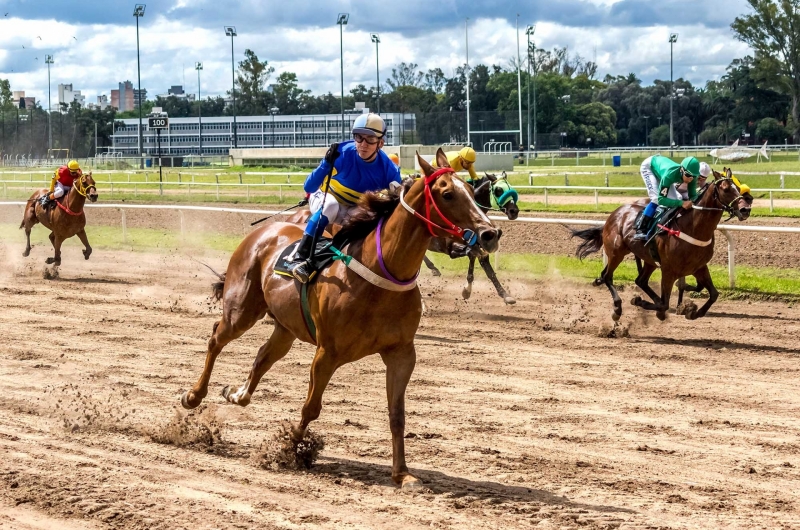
[400,167,479,246]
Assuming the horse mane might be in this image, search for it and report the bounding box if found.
[337,178,416,242]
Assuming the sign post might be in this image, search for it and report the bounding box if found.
[148,115,169,195]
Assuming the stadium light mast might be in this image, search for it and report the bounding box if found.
[371,33,380,114]
[669,32,678,154]
[526,25,535,159]
[225,26,238,148]
[45,54,53,153]
[465,18,470,146]
[195,62,203,156]
[337,13,349,141]
[516,14,523,147]
[134,4,145,163]
[643,115,650,146]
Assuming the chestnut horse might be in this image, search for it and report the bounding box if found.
[422,172,519,304]
[571,173,748,321]
[181,149,498,489]
[20,172,99,266]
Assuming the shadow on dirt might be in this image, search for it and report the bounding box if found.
[57,277,135,285]
[639,336,800,355]
[311,456,636,515]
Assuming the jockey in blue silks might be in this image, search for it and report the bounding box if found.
[290,113,402,283]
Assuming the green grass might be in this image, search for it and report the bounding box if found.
[5,221,800,298]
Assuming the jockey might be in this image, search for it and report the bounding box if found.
[678,161,712,200]
[290,113,402,283]
[40,159,82,207]
[433,146,479,182]
[634,155,700,241]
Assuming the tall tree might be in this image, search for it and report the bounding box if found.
[732,0,800,140]
[387,62,424,90]
[235,49,275,115]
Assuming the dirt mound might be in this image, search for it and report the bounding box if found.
[251,421,325,470]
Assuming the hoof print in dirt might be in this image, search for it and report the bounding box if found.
[252,421,324,471]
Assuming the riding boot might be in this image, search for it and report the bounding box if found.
[633,214,653,241]
[290,233,315,284]
[39,192,55,208]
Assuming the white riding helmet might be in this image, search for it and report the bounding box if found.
[699,162,712,178]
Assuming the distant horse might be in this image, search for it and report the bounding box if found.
[571,172,749,321]
[423,172,519,304]
[181,149,498,489]
[20,172,99,267]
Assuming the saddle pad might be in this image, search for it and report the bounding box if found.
[274,237,339,281]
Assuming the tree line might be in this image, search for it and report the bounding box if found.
[0,0,796,157]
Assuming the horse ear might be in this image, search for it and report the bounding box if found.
[416,152,434,176]
[435,148,450,169]
[726,167,732,179]
[484,172,497,183]
[712,169,722,179]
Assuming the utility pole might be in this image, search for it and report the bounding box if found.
[465,18,470,146]
[196,62,203,156]
[669,33,678,155]
[371,33,380,114]
[516,15,523,147]
[337,14,349,141]
[134,4,145,166]
[45,55,53,154]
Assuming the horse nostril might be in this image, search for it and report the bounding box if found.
[480,230,497,242]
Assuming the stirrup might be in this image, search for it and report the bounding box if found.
[291,260,312,284]
[633,231,648,241]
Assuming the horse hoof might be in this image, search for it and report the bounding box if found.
[83,249,92,260]
[431,270,441,277]
[503,296,516,305]
[656,311,667,321]
[461,288,472,300]
[400,475,424,490]
[611,312,621,322]
[592,278,603,287]
[221,385,232,400]
[45,257,54,264]
[631,296,642,307]
[181,391,201,410]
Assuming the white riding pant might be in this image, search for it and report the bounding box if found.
[309,189,355,225]
[52,182,71,199]
[640,157,682,204]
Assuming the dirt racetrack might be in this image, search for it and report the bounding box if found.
[1,241,800,530]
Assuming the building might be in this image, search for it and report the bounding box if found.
[157,85,195,101]
[110,81,147,111]
[109,112,416,156]
[87,95,109,111]
[58,83,86,108]
[12,91,35,109]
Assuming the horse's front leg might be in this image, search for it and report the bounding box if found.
[291,346,341,442]
[422,255,441,277]
[45,233,63,266]
[76,229,92,260]
[380,344,421,489]
[478,254,515,304]
[682,266,717,320]
[461,255,476,300]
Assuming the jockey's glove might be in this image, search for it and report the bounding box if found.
[324,142,340,166]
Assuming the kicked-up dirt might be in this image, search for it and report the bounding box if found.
[1,241,799,529]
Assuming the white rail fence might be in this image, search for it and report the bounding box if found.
[4,202,800,289]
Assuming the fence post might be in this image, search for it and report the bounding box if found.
[780,173,785,189]
[215,173,219,184]
[178,172,182,183]
[110,182,113,197]
[121,209,127,243]
[279,185,283,203]
[564,172,569,186]
[722,229,735,288]
[145,172,148,183]
[239,172,243,184]
[605,172,609,187]
[551,155,554,167]
[770,190,774,213]
[544,187,548,207]
[528,172,532,186]
[179,210,185,238]
[594,189,599,209]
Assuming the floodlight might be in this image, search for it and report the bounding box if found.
[337,13,349,25]
[669,33,678,43]
[195,62,203,70]
[525,24,535,35]
[133,4,145,17]
[371,33,380,43]
[224,26,237,37]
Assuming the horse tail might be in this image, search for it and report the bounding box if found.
[193,259,226,301]
[570,226,604,260]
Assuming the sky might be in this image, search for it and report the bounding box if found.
[0,0,754,108]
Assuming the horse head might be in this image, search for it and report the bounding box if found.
[80,172,99,203]
[415,149,500,253]
[481,171,519,220]
[710,167,749,221]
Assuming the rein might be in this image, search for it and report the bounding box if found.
[659,179,742,247]
[56,176,95,216]
[399,167,478,247]
[468,177,518,212]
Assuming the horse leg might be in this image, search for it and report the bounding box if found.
[181,280,268,409]
[478,254,515,305]
[676,277,686,306]
[683,266,717,320]
[655,273,678,321]
[422,255,441,277]
[633,262,661,307]
[222,323,296,406]
[45,234,63,266]
[76,229,92,260]
[380,343,422,489]
[22,225,32,257]
[461,255,475,300]
[291,347,341,442]
[21,205,37,257]
[601,251,626,321]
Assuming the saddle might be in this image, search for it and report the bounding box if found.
[635,206,680,263]
[274,232,351,283]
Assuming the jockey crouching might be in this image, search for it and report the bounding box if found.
[634,155,701,241]
[290,113,402,283]
[40,159,82,208]
[434,146,479,181]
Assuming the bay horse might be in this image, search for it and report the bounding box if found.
[571,173,748,321]
[20,172,99,266]
[422,172,519,305]
[181,149,498,489]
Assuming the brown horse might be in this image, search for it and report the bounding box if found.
[571,172,749,321]
[181,149,498,489]
[20,172,99,266]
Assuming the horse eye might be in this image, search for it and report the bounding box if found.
[442,190,453,201]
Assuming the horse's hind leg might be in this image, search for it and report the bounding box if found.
[478,254,515,305]
[422,255,441,277]
[45,232,62,266]
[76,229,92,260]
[222,323,295,406]
[601,251,626,321]
[462,255,476,300]
[181,278,267,409]
[21,206,37,257]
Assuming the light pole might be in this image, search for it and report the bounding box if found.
[516,15,523,147]
[465,18,470,146]
[337,13,349,141]
[195,62,202,156]
[270,106,278,147]
[669,32,678,154]
[225,26,238,149]
[45,54,53,154]
[134,4,145,164]
[371,33,380,114]
[525,25,535,159]
[643,115,649,146]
